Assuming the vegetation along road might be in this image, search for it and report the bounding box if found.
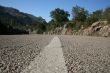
[0,35,110,73]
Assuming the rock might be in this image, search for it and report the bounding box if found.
[91,21,100,28]
[91,21,107,28]
[82,21,110,37]
[83,27,93,36]
[99,25,110,37]
[65,28,73,35]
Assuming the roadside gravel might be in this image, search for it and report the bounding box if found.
[0,35,110,73]
[59,35,110,73]
[0,35,53,73]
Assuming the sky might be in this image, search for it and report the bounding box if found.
[0,0,110,22]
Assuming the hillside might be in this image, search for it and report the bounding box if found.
[0,5,110,36]
[47,6,110,37]
[79,21,110,37]
[0,5,47,34]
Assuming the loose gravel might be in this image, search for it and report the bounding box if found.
[21,36,67,73]
[0,35,53,73]
[59,35,110,73]
[0,35,110,73]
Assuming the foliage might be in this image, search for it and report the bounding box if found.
[103,7,110,23]
[1,5,110,34]
[71,6,88,30]
[0,21,29,34]
[50,8,70,27]
[0,5,47,34]
[47,20,56,31]
[72,6,88,22]
[71,6,107,30]
[84,10,103,27]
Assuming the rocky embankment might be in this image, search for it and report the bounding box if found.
[48,21,110,37]
[81,21,110,37]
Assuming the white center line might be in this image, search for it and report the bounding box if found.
[21,36,67,73]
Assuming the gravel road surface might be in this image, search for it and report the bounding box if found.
[0,35,53,73]
[59,35,110,73]
[21,36,67,73]
[0,35,110,73]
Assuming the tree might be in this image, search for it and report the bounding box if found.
[103,7,110,23]
[72,6,88,30]
[47,20,56,31]
[50,8,70,27]
[90,10,103,21]
[72,6,88,22]
[85,9,103,27]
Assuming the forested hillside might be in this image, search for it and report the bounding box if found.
[0,5,47,34]
[0,5,110,35]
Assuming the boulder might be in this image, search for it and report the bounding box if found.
[82,21,110,37]
[99,25,110,37]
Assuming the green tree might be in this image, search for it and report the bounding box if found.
[72,6,88,30]
[72,6,88,22]
[91,10,103,21]
[103,7,110,23]
[85,9,103,27]
[47,19,56,31]
[50,8,70,27]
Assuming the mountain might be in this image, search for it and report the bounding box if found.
[0,5,47,34]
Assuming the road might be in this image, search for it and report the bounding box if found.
[21,36,67,73]
[0,35,110,73]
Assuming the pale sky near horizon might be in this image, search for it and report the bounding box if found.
[0,0,110,22]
